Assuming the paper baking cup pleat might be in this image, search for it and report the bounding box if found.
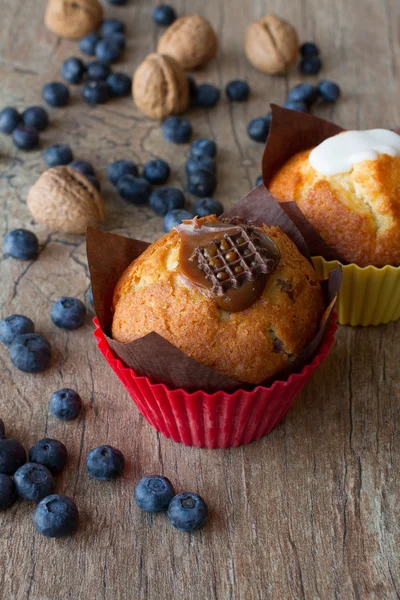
[93,317,337,449]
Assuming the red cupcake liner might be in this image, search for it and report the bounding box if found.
[93,316,338,449]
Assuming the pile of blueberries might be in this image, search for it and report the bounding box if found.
[0,105,49,151]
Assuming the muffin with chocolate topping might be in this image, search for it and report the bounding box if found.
[111,216,324,384]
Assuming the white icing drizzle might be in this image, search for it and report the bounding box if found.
[308,129,400,176]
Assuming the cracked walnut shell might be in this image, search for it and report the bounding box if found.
[132,53,189,119]
[45,0,103,39]
[27,166,104,234]
[245,15,299,75]
[157,15,218,70]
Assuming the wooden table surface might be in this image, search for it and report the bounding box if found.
[1,0,399,599]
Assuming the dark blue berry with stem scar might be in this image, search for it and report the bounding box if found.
[0,107,20,134]
[190,138,217,159]
[286,83,318,106]
[107,159,138,186]
[226,80,250,102]
[247,117,270,143]
[79,32,102,55]
[9,333,51,373]
[107,73,132,97]
[44,144,73,167]
[152,5,177,26]
[33,494,79,538]
[300,56,322,75]
[0,437,26,475]
[300,42,320,57]
[95,39,122,64]
[82,80,110,105]
[134,475,175,512]
[186,156,216,176]
[318,80,341,103]
[101,19,125,36]
[12,127,39,151]
[164,209,193,232]
[14,462,54,502]
[29,438,67,474]
[193,197,223,217]
[255,175,263,187]
[86,445,125,480]
[143,159,170,185]
[22,106,49,131]
[194,84,220,108]
[49,389,82,421]
[162,116,192,144]
[85,175,101,191]
[0,473,16,510]
[0,315,34,347]
[188,169,217,197]
[0,419,4,438]
[283,100,308,113]
[69,159,95,176]
[106,32,126,51]
[4,229,38,260]
[50,297,86,330]
[42,82,70,107]
[168,492,208,532]
[117,176,152,204]
[149,187,185,216]
[61,57,86,84]
[86,61,111,81]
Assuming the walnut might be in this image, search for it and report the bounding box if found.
[245,15,299,75]
[157,15,218,70]
[45,0,103,39]
[132,53,189,119]
[27,167,104,234]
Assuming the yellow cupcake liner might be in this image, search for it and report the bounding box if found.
[312,256,400,326]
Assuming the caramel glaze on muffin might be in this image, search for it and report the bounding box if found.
[111,216,324,385]
[269,151,400,267]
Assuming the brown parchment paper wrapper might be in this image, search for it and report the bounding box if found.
[87,188,341,393]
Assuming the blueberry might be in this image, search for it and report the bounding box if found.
[29,438,67,474]
[0,315,35,346]
[100,19,125,36]
[61,57,86,85]
[187,169,217,197]
[22,106,49,131]
[187,76,197,101]
[143,159,170,185]
[318,80,341,103]
[265,111,272,126]
[247,117,270,143]
[82,81,110,105]
[50,297,86,330]
[186,156,216,176]
[194,84,220,108]
[14,463,54,502]
[167,492,208,532]
[0,107,20,134]
[43,144,73,167]
[0,437,26,475]
[225,80,250,102]
[33,494,79,538]
[163,209,193,232]
[86,445,125,480]
[283,100,309,113]
[107,73,132,97]
[190,138,217,160]
[300,56,323,75]
[152,5,177,26]
[86,61,112,81]
[255,175,263,187]
[287,83,318,106]
[9,333,51,373]
[134,475,175,512]
[162,116,192,144]
[117,176,152,204]
[49,388,82,421]
[79,33,102,56]
[85,175,101,191]
[149,186,185,216]
[106,32,126,51]
[0,474,16,510]
[95,39,122,64]
[4,229,38,260]
[300,42,320,57]
[12,127,39,151]
[107,159,139,186]
[0,419,4,437]
[42,82,70,107]
[69,159,95,176]
[193,197,223,217]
